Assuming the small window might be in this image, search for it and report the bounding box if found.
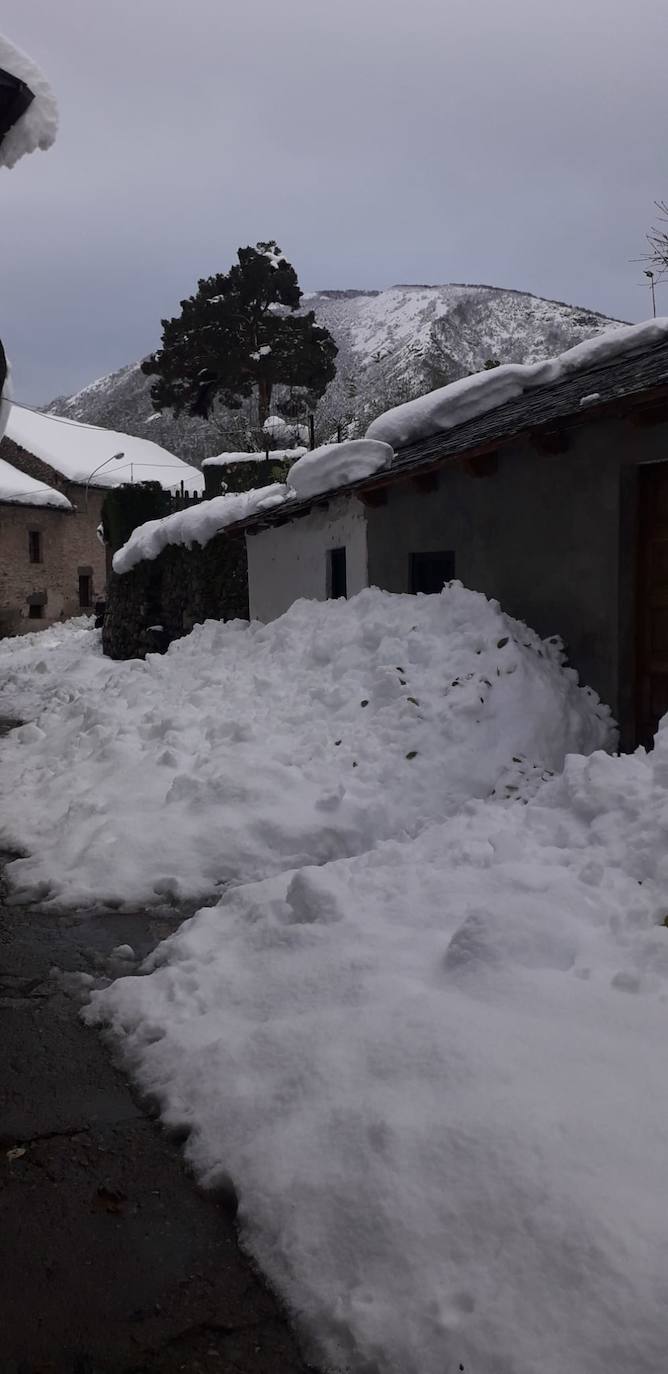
[28,603,43,620]
[28,530,42,564]
[79,574,92,608]
[327,547,347,599]
[409,551,455,594]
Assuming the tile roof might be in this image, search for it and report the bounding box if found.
[237,337,668,534]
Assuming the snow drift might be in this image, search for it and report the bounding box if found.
[0,586,612,909]
[88,732,668,1374]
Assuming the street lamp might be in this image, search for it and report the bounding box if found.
[644,270,657,318]
[84,451,125,510]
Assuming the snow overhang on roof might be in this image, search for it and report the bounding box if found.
[0,34,58,170]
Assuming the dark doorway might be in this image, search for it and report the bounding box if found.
[79,574,93,609]
[28,530,42,564]
[636,463,668,748]
[327,547,347,599]
[409,551,455,594]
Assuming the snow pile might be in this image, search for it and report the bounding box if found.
[0,34,58,170]
[0,586,611,909]
[286,438,392,500]
[4,405,204,493]
[113,482,290,573]
[367,317,668,447]
[88,732,668,1374]
[201,448,305,469]
[0,456,71,508]
[263,413,309,446]
[115,440,393,571]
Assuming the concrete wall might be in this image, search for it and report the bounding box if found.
[246,494,368,621]
[366,414,668,743]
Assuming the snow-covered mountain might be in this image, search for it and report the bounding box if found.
[45,284,625,464]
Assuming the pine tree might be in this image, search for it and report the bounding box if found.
[141,241,338,430]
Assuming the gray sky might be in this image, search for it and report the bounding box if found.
[3,0,667,402]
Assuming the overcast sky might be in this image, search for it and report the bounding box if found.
[2,0,667,402]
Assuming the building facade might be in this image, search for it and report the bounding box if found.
[237,341,668,750]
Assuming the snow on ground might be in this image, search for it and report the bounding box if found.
[0,455,71,508]
[4,405,204,492]
[0,33,58,170]
[87,737,668,1374]
[0,586,611,909]
[367,317,668,447]
[113,440,394,571]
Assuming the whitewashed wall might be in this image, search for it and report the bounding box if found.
[246,494,368,622]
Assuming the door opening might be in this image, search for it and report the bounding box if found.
[636,463,668,747]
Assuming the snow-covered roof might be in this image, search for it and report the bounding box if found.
[0,34,58,170]
[202,448,306,469]
[367,317,668,447]
[0,456,71,509]
[4,405,205,493]
[113,440,393,573]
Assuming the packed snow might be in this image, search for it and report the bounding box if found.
[201,448,306,469]
[0,34,58,170]
[367,317,668,447]
[114,440,394,571]
[6,588,665,1373]
[112,482,291,573]
[4,405,204,493]
[287,439,392,500]
[0,456,71,508]
[0,586,610,909]
[87,734,668,1374]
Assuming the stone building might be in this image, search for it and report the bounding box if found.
[0,456,78,634]
[0,404,203,637]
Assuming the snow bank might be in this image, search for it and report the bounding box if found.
[88,731,668,1374]
[0,34,58,170]
[201,448,305,468]
[286,438,392,500]
[113,482,290,573]
[114,440,393,571]
[0,456,71,508]
[367,317,668,447]
[4,405,204,493]
[0,586,611,909]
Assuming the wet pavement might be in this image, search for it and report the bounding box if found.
[0,721,313,1374]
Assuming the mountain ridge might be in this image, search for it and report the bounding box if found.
[45,283,626,465]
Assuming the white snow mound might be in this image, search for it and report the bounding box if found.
[86,712,668,1374]
[286,439,393,499]
[0,585,612,908]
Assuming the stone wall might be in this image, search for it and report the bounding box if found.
[103,532,249,659]
[0,436,108,609]
[0,501,78,636]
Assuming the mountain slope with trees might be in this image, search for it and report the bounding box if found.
[46,284,625,464]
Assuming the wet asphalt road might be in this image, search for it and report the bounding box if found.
[0,720,314,1374]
